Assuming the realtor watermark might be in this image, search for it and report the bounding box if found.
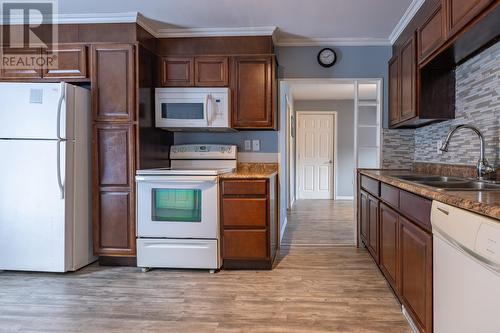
[1,0,59,71]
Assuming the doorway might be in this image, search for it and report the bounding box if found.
[296,112,337,200]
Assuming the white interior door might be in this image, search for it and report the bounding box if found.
[297,113,334,199]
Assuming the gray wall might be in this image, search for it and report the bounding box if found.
[276,46,392,126]
[174,131,278,153]
[382,42,499,168]
[294,100,355,197]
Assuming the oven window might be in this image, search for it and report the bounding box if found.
[161,103,204,120]
[152,189,202,222]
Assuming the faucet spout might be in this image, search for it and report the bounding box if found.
[439,124,495,180]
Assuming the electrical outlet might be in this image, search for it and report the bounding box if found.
[437,140,443,155]
[252,140,260,152]
[244,140,251,151]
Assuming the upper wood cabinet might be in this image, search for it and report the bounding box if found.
[91,44,136,122]
[0,48,42,79]
[445,0,493,37]
[399,34,417,123]
[231,55,276,129]
[44,44,87,79]
[161,56,194,86]
[160,56,229,87]
[195,56,228,86]
[388,56,400,125]
[417,1,447,62]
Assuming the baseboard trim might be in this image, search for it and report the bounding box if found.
[280,216,288,243]
[336,196,354,200]
[402,305,420,333]
[99,256,137,267]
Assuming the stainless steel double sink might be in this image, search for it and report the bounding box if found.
[394,174,500,191]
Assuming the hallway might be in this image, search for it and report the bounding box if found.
[282,200,356,247]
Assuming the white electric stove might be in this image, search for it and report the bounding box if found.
[135,144,237,273]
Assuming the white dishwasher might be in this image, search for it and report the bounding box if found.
[431,201,500,333]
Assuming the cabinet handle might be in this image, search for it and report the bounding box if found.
[437,207,449,215]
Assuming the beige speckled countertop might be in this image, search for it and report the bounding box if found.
[219,162,278,179]
[359,169,500,221]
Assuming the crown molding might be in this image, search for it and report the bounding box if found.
[389,0,425,44]
[154,26,277,38]
[0,12,140,25]
[276,37,391,47]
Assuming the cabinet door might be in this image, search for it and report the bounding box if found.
[0,48,42,79]
[399,35,416,122]
[418,2,447,62]
[232,56,275,129]
[194,56,228,86]
[161,57,194,87]
[359,191,369,243]
[44,44,87,79]
[93,123,136,256]
[91,44,136,122]
[367,195,379,263]
[388,55,400,126]
[400,217,433,333]
[446,0,493,37]
[379,203,399,291]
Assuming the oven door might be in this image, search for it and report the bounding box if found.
[136,175,218,239]
[155,94,209,128]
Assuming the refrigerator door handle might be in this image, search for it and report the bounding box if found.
[57,140,65,199]
[56,83,66,140]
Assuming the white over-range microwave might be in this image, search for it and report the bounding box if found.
[155,87,233,131]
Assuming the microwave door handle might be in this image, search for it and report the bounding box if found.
[204,94,209,126]
[207,94,212,126]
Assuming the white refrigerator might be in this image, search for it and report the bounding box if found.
[0,82,96,272]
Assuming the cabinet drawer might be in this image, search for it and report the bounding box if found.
[222,180,267,196]
[360,175,380,197]
[399,191,432,231]
[222,198,267,228]
[381,183,400,208]
[223,230,268,259]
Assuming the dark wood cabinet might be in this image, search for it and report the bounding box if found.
[93,123,136,256]
[359,190,369,244]
[367,195,379,263]
[417,1,447,62]
[399,34,417,123]
[358,172,433,333]
[194,56,228,86]
[445,0,493,37]
[160,56,194,86]
[400,216,433,333]
[220,177,278,269]
[231,55,276,129]
[379,203,400,291]
[0,48,42,79]
[91,44,136,122]
[44,44,88,79]
[388,56,400,125]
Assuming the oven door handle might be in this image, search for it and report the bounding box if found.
[136,175,218,183]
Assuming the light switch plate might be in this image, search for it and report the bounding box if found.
[244,140,251,151]
[252,140,260,152]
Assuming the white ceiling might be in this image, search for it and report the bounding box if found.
[55,0,414,45]
[291,83,377,100]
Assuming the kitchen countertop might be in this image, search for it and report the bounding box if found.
[220,162,278,179]
[359,169,500,221]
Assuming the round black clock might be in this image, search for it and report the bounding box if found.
[317,48,337,68]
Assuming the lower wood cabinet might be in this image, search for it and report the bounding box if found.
[358,173,433,333]
[220,176,277,269]
[400,216,433,333]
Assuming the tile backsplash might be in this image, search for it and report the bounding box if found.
[382,42,500,168]
[382,128,415,169]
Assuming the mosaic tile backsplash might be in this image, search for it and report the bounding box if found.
[382,42,500,169]
[382,128,415,169]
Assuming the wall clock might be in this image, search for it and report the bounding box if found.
[317,48,337,68]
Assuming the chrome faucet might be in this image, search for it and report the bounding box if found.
[439,124,495,180]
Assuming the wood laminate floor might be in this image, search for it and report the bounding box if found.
[0,200,411,333]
